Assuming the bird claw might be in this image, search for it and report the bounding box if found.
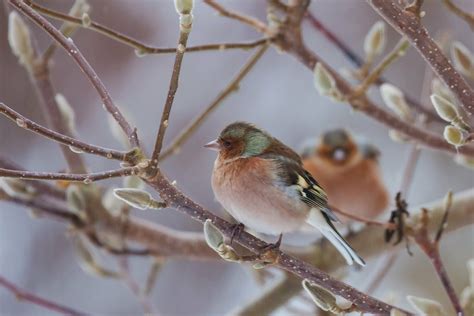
[254,234,283,266]
[230,223,245,245]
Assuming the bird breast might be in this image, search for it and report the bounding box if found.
[211,157,308,235]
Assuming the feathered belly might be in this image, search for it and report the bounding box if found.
[212,158,308,235]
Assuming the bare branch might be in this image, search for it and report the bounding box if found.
[150,26,191,165]
[203,0,270,34]
[25,0,268,55]
[9,0,139,147]
[0,102,130,162]
[0,166,140,183]
[304,11,443,123]
[441,0,474,30]
[368,0,474,116]
[0,274,87,316]
[160,43,269,161]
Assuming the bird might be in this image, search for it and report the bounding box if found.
[301,129,389,221]
[205,122,365,266]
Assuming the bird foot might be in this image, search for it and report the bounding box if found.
[253,234,283,268]
[230,223,245,245]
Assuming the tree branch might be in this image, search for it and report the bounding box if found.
[441,0,474,30]
[203,0,270,34]
[9,0,140,148]
[159,43,269,161]
[150,24,191,165]
[0,274,87,316]
[0,102,130,162]
[0,166,139,183]
[304,11,443,123]
[24,0,268,55]
[368,0,474,116]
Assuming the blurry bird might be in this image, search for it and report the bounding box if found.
[301,129,389,221]
[205,122,365,266]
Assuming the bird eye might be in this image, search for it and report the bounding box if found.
[222,140,232,148]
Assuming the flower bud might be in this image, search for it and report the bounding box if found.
[66,185,86,213]
[0,178,36,200]
[364,21,386,60]
[8,12,34,69]
[55,93,77,135]
[443,125,464,146]
[454,155,474,170]
[451,41,474,79]
[380,83,412,120]
[302,279,339,312]
[431,94,458,122]
[203,219,224,250]
[407,295,447,316]
[113,188,165,210]
[174,0,194,14]
[431,78,455,105]
[314,63,336,96]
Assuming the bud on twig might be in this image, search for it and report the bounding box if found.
[454,155,474,170]
[431,78,455,105]
[407,295,447,316]
[174,0,194,14]
[443,125,465,147]
[302,279,353,313]
[380,84,413,121]
[203,220,240,262]
[8,12,35,69]
[431,94,470,131]
[461,259,474,315]
[55,93,77,135]
[451,41,474,79]
[66,185,87,219]
[74,237,121,278]
[313,63,343,101]
[62,0,91,38]
[364,21,386,60]
[0,178,36,200]
[113,188,165,210]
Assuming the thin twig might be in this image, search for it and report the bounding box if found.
[0,166,140,183]
[9,0,139,147]
[329,204,395,229]
[412,206,463,315]
[203,0,270,34]
[25,0,268,55]
[441,0,474,30]
[368,0,474,116]
[304,11,443,123]
[0,275,87,316]
[159,43,269,161]
[117,258,156,314]
[352,38,410,97]
[0,157,65,199]
[150,27,191,165]
[0,102,129,162]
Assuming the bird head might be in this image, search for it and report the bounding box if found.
[317,129,358,165]
[204,122,272,160]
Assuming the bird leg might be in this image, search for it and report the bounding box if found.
[252,234,283,267]
[230,222,245,245]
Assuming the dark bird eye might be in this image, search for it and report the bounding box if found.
[222,140,232,148]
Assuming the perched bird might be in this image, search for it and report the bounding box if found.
[301,129,389,220]
[205,122,365,266]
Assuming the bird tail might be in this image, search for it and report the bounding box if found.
[306,208,366,266]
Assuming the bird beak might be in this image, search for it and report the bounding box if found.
[204,139,221,151]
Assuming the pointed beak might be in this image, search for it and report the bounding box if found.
[204,139,221,151]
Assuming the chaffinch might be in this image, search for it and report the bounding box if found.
[205,122,365,266]
[301,129,389,220]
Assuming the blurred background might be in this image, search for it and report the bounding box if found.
[0,0,473,315]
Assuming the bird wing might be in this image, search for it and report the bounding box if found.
[264,154,340,223]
